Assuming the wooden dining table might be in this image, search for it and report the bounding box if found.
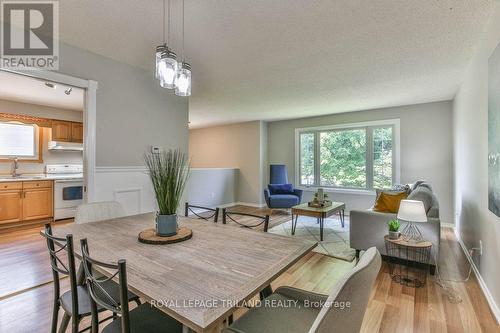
[51,213,317,332]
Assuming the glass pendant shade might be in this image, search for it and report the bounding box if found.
[175,62,192,96]
[155,44,166,79]
[159,49,178,89]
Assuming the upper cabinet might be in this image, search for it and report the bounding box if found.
[52,120,83,143]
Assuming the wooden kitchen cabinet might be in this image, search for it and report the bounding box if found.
[0,180,53,226]
[52,120,83,143]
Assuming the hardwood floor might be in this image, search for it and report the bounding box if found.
[0,208,498,333]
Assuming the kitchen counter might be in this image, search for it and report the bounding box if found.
[0,174,84,182]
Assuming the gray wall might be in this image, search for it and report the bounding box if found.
[453,4,500,317]
[189,121,266,204]
[267,101,454,222]
[58,42,189,166]
[187,168,238,207]
[0,99,83,174]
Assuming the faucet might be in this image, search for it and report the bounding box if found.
[11,157,19,177]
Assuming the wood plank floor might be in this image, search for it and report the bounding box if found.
[0,207,498,333]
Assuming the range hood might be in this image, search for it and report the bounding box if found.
[48,141,83,152]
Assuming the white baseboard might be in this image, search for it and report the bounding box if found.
[235,201,267,208]
[454,228,500,325]
[441,222,456,229]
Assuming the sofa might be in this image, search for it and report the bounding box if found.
[349,182,440,269]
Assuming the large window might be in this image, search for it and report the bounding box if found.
[0,122,39,160]
[297,120,399,190]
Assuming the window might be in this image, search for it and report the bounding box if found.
[296,120,399,191]
[0,122,40,160]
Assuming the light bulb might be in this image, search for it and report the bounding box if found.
[175,62,191,97]
[155,44,166,79]
[159,49,178,89]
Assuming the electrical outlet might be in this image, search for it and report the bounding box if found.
[479,240,483,256]
[151,146,162,154]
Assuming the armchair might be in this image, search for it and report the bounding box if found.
[264,165,303,209]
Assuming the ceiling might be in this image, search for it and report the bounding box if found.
[57,0,495,127]
[0,71,84,111]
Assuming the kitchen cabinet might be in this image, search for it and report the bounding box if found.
[0,180,53,225]
[52,120,83,143]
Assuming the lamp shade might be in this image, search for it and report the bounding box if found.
[397,200,427,223]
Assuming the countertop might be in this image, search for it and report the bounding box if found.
[0,174,84,182]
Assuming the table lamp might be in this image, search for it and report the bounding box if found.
[397,199,427,242]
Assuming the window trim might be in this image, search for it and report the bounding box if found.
[0,121,43,163]
[294,119,400,192]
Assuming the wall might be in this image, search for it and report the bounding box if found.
[48,42,189,215]
[0,99,83,174]
[189,121,266,205]
[267,101,454,222]
[187,168,238,207]
[453,4,500,322]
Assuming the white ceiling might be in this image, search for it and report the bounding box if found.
[57,0,495,127]
[0,71,84,111]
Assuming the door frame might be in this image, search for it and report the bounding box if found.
[0,68,98,202]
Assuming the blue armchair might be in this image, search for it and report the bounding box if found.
[264,165,303,209]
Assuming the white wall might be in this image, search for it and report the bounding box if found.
[187,168,238,207]
[0,99,83,174]
[189,121,267,205]
[267,101,454,221]
[453,3,500,322]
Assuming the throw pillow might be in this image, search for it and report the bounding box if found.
[407,186,433,213]
[373,191,408,213]
[268,184,294,194]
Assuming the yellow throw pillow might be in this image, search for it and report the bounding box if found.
[373,191,408,213]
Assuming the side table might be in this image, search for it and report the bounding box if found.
[384,235,432,288]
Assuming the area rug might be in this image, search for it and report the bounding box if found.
[268,214,357,262]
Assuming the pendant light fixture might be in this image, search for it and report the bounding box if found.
[155,0,166,79]
[156,0,179,89]
[175,0,192,96]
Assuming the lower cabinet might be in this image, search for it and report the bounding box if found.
[0,180,53,225]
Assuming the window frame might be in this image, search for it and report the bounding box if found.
[294,119,400,193]
[0,121,43,163]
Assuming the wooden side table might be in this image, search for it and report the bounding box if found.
[384,236,432,288]
[291,202,345,241]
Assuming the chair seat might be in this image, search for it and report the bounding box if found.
[223,293,320,333]
[60,280,139,317]
[102,303,183,333]
[269,194,300,208]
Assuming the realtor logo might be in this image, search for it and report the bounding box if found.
[1,0,59,70]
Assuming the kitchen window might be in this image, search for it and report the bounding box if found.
[0,121,41,162]
[295,119,400,191]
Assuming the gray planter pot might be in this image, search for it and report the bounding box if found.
[156,214,178,237]
[388,231,400,240]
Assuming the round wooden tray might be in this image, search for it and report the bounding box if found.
[138,227,192,245]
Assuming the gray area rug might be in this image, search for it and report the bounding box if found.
[268,214,356,262]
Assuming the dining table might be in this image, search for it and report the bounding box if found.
[51,212,317,332]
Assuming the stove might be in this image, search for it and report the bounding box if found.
[46,164,83,220]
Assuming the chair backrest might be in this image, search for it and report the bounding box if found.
[75,201,126,224]
[81,238,131,333]
[270,164,288,184]
[184,202,219,222]
[308,247,381,333]
[221,208,270,232]
[41,224,80,322]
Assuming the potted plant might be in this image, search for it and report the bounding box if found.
[144,149,190,237]
[387,219,401,240]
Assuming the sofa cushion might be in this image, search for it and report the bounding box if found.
[268,184,294,194]
[407,186,433,213]
[269,194,300,208]
[373,191,407,213]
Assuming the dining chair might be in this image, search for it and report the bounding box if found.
[221,208,270,232]
[222,247,382,333]
[41,224,140,333]
[75,201,126,224]
[184,202,220,222]
[80,238,184,333]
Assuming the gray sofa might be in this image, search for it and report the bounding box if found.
[349,183,440,268]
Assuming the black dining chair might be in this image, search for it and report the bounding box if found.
[184,202,220,222]
[41,224,141,333]
[80,238,184,333]
[221,208,270,232]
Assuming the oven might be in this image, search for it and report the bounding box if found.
[54,179,84,220]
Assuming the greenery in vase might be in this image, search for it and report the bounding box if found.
[387,219,400,232]
[144,149,190,216]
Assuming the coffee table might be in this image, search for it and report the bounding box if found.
[291,202,346,241]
